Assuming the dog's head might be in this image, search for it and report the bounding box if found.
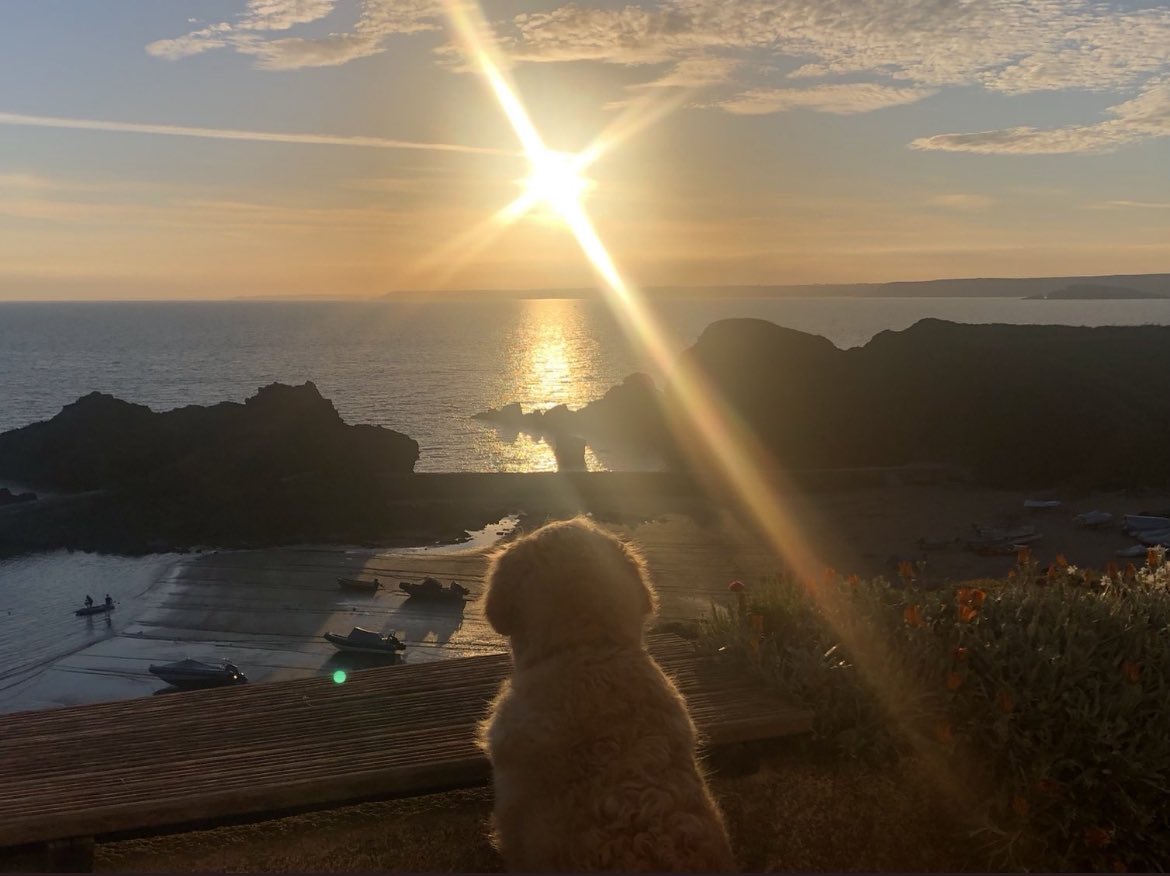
[484,516,657,658]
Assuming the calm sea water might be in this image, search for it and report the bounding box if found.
[2,296,1170,472]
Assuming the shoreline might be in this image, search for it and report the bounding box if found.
[4,478,1168,717]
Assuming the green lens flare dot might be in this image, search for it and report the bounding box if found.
[332,670,347,684]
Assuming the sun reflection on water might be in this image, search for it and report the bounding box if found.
[488,298,605,472]
[507,298,599,411]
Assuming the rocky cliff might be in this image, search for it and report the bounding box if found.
[603,319,1170,489]
[0,382,421,554]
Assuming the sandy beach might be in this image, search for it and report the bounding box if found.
[4,478,1165,717]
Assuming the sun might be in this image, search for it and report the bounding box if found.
[521,148,593,217]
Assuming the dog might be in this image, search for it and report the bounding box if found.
[478,516,736,872]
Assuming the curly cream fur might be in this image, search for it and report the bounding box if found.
[478,517,736,872]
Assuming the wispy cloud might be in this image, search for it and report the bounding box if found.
[145,0,1170,154]
[1091,200,1170,210]
[709,83,932,115]
[0,111,512,156]
[910,79,1170,155]
[927,194,996,211]
[506,0,1170,94]
[148,0,439,69]
[502,0,1170,143]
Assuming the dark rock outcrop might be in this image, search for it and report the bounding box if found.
[650,318,1170,488]
[0,382,421,555]
[0,488,36,506]
[0,382,418,492]
[474,372,670,455]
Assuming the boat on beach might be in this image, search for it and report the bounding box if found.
[75,603,115,616]
[337,577,381,592]
[148,659,247,689]
[1123,515,1170,534]
[1136,529,1170,547]
[1024,499,1063,510]
[399,577,469,603]
[1116,544,1153,558]
[966,524,1041,553]
[1073,510,1114,528]
[323,627,406,655]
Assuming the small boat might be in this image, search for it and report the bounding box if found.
[337,577,381,592]
[149,659,247,689]
[1073,510,1114,528]
[1116,544,1152,558]
[966,525,1041,553]
[1024,499,1062,510]
[75,603,115,616]
[399,577,469,602]
[1136,529,1170,547]
[1122,515,1170,534]
[324,627,406,655]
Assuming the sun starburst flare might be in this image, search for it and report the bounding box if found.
[441,0,962,813]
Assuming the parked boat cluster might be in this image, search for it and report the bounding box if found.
[916,499,1170,562]
[73,575,471,693]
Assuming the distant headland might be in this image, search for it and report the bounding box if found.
[1024,283,1170,300]
[371,272,1170,300]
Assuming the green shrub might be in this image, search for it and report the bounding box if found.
[702,560,1170,872]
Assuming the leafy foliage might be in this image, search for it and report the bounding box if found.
[701,557,1170,872]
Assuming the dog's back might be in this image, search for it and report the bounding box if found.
[481,643,736,872]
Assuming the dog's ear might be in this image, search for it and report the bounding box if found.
[484,546,523,637]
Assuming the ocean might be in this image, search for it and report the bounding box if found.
[4,296,1170,474]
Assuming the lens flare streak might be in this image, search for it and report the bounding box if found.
[442,0,958,806]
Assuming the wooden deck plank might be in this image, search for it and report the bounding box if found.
[0,635,810,848]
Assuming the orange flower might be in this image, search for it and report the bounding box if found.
[935,720,954,745]
[952,646,970,662]
[947,671,964,691]
[903,604,924,627]
[1037,777,1064,797]
[1123,661,1141,684]
[1016,546,1031,565]
[1125,563,1137,580]
[1055,553,1069,569]
[898,560,915,580]
[1105,561,1120,578]
[1148,547,1163,569]
[996,689,1015,714]
[846,574,860,589]
[1046,564,1057,581]
[1007,569,1017,580]
[956,587,987,608]
[1012,795,1029,818]
[1084,826,1113,849]
[957,604,979,623]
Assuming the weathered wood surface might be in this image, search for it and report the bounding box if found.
[0,634,810,849]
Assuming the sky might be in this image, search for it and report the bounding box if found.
[1,0,1170,299]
